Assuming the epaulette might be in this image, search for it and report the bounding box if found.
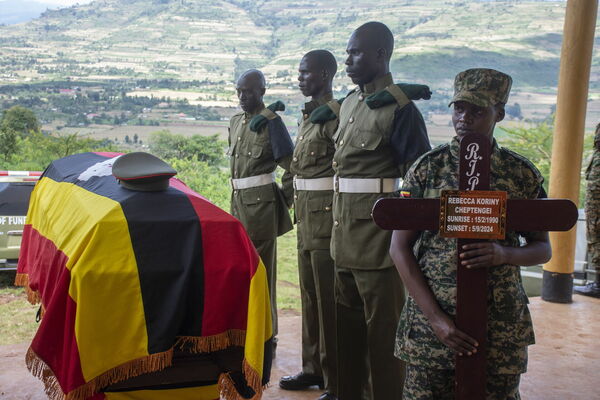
[231,111,245,121]
[366,83,432,110]
[500,147,544,181]
[412,142,448,169]
[309,98,344,124]
[250,101,285,132]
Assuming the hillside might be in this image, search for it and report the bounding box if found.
[0,0,594,87]
[0,0,599,142]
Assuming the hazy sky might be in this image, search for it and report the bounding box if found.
[36,0,94,5]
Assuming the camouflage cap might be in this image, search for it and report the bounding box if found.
[449,68,512,108]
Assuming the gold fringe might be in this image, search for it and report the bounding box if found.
[175,329,246,353]
[26,347,64,400]
[14,273,29,286]
[25,285,41,305]
[242,358,265,396]
[26,346,174,400]
[26,329,267,400]
[14,273,41,305]
[218,360,267,400]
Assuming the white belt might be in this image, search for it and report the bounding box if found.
[231,172,276,190]
[293,176,334,191]
[334,176,401,193]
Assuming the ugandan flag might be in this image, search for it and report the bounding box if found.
[15,152,273,400]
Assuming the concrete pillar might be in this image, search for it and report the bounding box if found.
[542,0,598,303]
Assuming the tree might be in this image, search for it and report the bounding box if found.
[1,105,40,137]
[3,131,117,171]
[168,158,230,210]
[498,116,594,206]
[148,130,226,166]
[0,128,18,162]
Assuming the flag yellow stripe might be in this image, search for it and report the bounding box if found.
[244,259,273,378]
[28,178,149,381]
[104,384,219,400]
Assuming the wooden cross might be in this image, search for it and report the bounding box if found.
[372,133,578,400]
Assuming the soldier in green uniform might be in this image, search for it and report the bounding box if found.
[278,50,339,400]
[228,69,294,345]
[389,68,552,399]
[332,22,430,399]
[574,122,600,298]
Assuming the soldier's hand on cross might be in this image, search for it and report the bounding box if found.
[430,312,478,357]
[459,242,506,269]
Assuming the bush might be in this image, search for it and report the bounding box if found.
[168,158,230,210]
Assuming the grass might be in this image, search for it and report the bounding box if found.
[276,228,301,313]
[0,271,39,346]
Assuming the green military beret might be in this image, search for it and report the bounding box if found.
[113,152,177,191]
[449,68,512,107]
[365,83,432,110]
[249,100,286,132]
[309,98,344,124]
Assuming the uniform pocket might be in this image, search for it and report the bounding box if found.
[239,185,277,239]
[241,185,275,205]
[299,141,329,169]
[250,144,263,159]
[350,130,382,151]
[490,271,529,322]
[308,196,333,238]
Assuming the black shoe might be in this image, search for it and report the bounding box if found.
[318,392,338,400]
[573,281,600,298]
[279,372,324,390]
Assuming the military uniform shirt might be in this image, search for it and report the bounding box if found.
[290,94,337,250]
[586,149,600,190]
[395,137,544,374]
[331,73,430,269]
[228,104,294,240]
[585,146,600,270]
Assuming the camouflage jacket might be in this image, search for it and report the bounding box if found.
[228,104,294,240]
[586,149,600,191]
[395,137,544,374]
[331,73,430,269]
[290,94,338,250]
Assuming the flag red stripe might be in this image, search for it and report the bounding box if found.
[23,227,86,393]
[170,179,259,336]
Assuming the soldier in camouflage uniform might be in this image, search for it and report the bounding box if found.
[389,68,552,400]
[228,69,294,343]
[574,122,600,298]
[332,22,430,400]
[279,50,339,400]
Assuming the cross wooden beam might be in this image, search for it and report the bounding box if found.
[372,133,578,399]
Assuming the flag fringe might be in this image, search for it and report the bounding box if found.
[26,346,173,400]
[218,360,266,400]
[26,330,267,400]
[175,329,246,353]
[14,273,28,286]
[14,273,41,304]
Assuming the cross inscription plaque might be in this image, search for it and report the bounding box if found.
[372,133,577,399]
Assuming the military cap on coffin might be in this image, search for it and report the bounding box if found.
[112,152,177,191]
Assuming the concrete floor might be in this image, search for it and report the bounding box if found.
[1,295,598,400]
